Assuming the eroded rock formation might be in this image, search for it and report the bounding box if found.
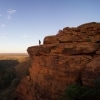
[16,22,100,100]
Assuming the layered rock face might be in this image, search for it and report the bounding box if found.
[17,22,100,100]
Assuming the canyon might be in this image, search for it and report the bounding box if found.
[17,22,100,100]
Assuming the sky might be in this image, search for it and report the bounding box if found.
[0,0,100,53]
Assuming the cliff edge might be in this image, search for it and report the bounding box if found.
[17,22,100,100]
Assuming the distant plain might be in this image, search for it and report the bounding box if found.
[0,53,28,62]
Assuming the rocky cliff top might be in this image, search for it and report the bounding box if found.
[17,22,100,100]
[27,22,100,56]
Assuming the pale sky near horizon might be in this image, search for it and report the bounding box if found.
[0,0,100,53]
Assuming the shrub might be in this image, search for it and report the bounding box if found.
[0,67,16,89]
[0,60,17,89]
[60,84,100,100]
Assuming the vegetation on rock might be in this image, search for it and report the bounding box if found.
[60,83,100,100]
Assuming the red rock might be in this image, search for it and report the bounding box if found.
[17,22,100,100]
[44,35,59,44]
[82,56,100,86]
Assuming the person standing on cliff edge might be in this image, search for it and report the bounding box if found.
[39,40,41,45]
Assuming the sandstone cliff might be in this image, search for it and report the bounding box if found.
[16,22,100,100]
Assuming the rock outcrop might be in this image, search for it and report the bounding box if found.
[16,22,100,100]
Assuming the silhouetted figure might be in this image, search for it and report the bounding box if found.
[39,40,41,45]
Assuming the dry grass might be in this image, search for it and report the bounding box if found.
[0,53,28,62]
